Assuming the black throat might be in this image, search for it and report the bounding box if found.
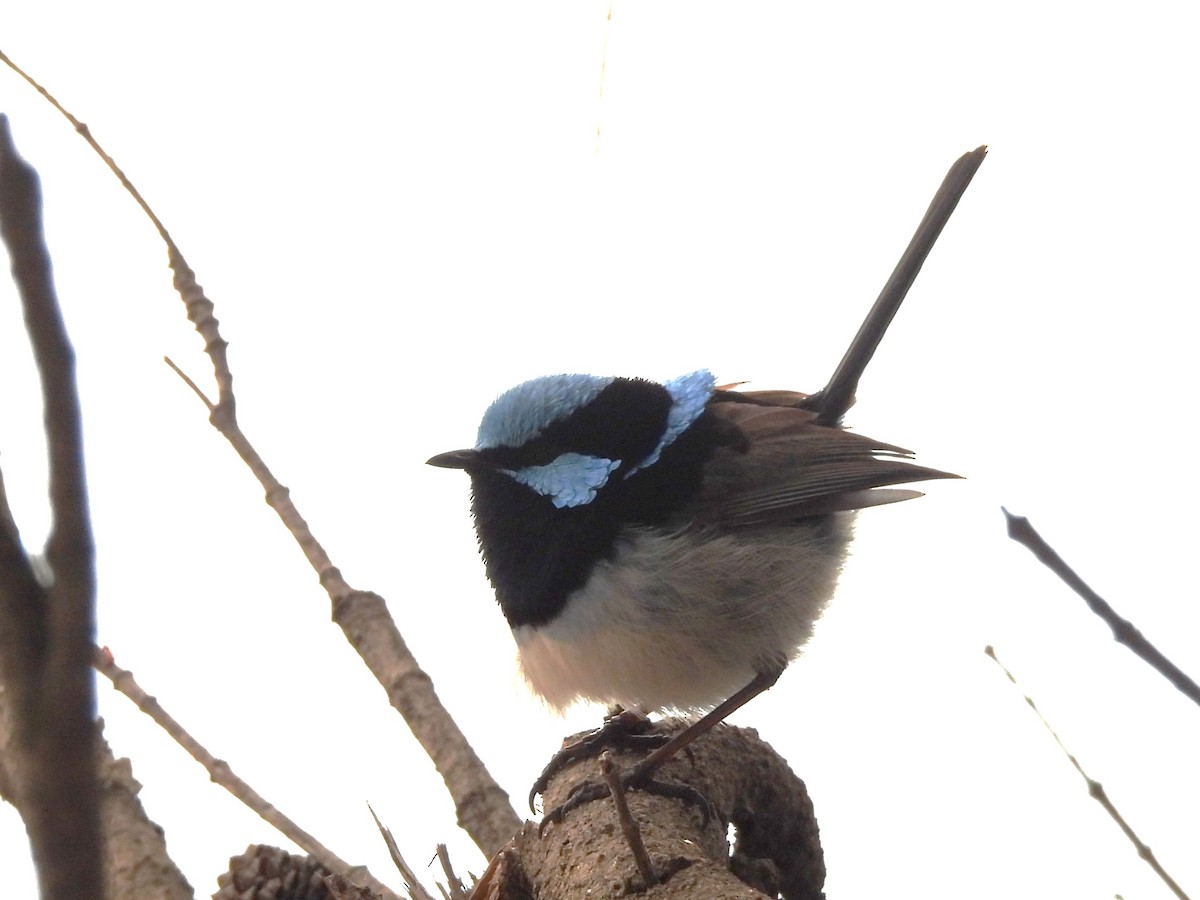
[469,396,734,629]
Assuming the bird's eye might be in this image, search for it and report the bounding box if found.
[478,439,563,470]
[517,441,568,468]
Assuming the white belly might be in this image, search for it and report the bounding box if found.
[513,518,852,713]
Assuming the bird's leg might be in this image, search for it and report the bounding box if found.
[629,668,782,778]
[539,666,783,831]
[528,706,670,813]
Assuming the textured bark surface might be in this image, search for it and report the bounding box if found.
[476,721,825,899]
[95,729,195,900]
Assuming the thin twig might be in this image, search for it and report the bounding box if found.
[164,355,215,412]
[599,751,658,888]
[1003,508,1200,708]
[0,113,102,900]
[985,646,1191,900]
[1,49,521,855]
[94,645,401,900]
[0,49,235,415]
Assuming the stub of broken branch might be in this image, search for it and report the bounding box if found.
[509,722,824,899]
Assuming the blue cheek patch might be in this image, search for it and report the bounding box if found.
[624,369,715,477]
[508,453,623,508]
[489,369,715,507]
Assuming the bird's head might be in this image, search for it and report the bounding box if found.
[427,370,717,509]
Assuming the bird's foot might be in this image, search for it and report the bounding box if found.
[537,757,716,835]
[528,707,669,813]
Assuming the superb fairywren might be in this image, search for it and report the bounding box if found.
[429,146,985,817]
[428,370,951,714]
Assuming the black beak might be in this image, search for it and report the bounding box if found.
[426,448,484,470]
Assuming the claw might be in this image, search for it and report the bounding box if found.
[537,765,717,834]
[528,709,665,813]
[636,776,716,828]
[538,780,612,835]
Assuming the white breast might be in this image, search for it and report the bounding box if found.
[512,516,853,713]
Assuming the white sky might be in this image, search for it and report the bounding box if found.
[2,3,1198,898]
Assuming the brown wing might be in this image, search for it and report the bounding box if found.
[699,390,957,528]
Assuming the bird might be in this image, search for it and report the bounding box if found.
[428,370,952,715]
[428,146,984,820]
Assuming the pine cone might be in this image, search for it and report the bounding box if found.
[213,844,333,900]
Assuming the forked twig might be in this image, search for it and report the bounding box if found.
[0,49,235,413]
[1,49,520,856]
[0,113,102,900]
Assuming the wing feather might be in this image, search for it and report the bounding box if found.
[699,392,956,527]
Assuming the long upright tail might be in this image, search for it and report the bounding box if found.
[803,145,988,427]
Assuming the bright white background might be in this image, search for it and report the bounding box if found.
[2,3,1198,898]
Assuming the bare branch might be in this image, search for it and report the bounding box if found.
[0,112,101,900]
[1003,508,1200,708]
[1,50,521,855]
[0,49,235,415]
[94,645,402,900]
[93,720,195,899]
